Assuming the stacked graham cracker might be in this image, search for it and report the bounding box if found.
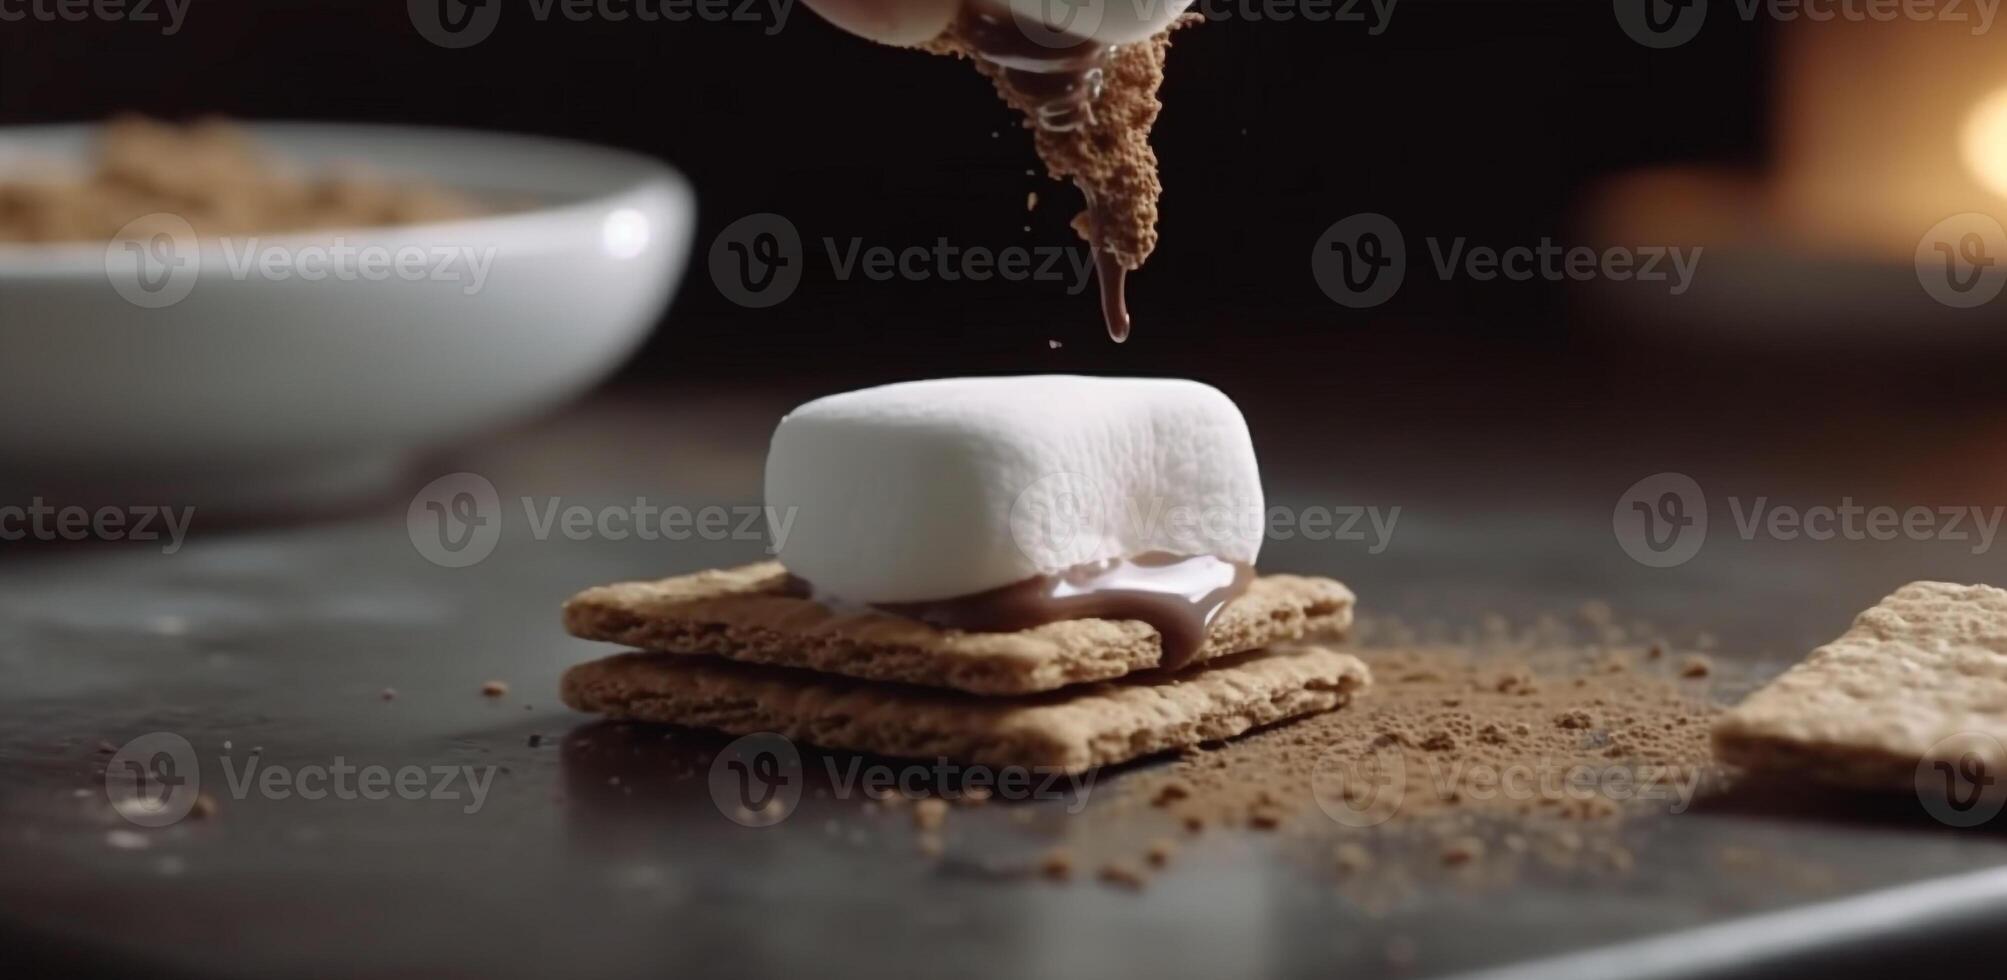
[559,562,1369,774]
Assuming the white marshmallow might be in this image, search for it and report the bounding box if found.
[765,376,1264,604]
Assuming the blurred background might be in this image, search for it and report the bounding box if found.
[7,2,2000,445]
[7,7,2007,977]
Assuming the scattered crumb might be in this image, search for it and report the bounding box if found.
[1441,836,1485,866]
[1334,842,1373,874]
[480,680,509,698]
[379,688,397,701]
[1145,838,1176,868]
[917,833,945,858]
[1039,849,1074,881]
[913,798,949,831]
[1098,861,1147,890]
[189,794,218,819]
[1680,655,1713,678]
[105,829,149,850]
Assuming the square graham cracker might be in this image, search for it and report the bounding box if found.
[562,562,1354,696]
[1713,581,2007,791]
[561,644,1371,774]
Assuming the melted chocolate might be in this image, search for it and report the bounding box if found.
[871,553,1253,670]
[955,2,1132,343]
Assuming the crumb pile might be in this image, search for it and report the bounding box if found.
[0,116,487,243]
[1028,609,1735,890]
[926,19,1197,272]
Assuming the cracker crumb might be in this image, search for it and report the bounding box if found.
[1144,838,1176,868]
[1098,861,1147,890]
[1333,842,1373,874]
[1680,655,1713,678]
[1441,836,1486,866]
[380,687,397,701]
[1039,849,1074,881]
[913,798,949,831]
[480,680,509,698]
[189,794,219,819]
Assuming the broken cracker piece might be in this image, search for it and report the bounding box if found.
[1714,581,2007,791]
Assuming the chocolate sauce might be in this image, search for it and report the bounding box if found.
[873,553,1252,670]
[955,2,1132,343]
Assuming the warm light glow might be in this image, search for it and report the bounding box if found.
[1962,88,2007,200]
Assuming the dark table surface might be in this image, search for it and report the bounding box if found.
[4,387,2006,980]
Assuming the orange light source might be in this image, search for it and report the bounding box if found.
[1963,87,2007,201]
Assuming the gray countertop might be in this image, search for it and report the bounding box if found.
[3,391,2004,979]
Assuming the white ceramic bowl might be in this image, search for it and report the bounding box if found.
[0,122,694,509]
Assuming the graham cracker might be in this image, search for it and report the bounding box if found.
[561,562,1355,696]
[561,644,1371,774]
[1713,581,2007,790]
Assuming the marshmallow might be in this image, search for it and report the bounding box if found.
[764,376,1264,604]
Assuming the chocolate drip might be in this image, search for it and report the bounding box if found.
[954,2,1133,343]
[869,554,1253,670]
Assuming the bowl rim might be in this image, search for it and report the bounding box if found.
[0,120,692,279]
